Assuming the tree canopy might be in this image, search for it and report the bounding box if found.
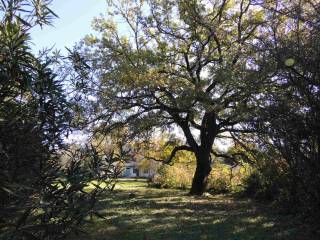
[80,0,269,194]
[1,0,319,237]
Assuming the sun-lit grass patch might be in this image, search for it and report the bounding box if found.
[84,180,109,191]
[245,216,264,223]
[68,179,314,240]
[212,218,223,224]
[263,222,275,228]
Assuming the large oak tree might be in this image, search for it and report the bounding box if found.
[82,0,266,195]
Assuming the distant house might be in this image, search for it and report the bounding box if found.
[118,161,156,178]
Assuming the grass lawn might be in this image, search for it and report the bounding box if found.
[69,179,317,240]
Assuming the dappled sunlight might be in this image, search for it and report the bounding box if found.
[2,1,319,239]
[71,179,303,240]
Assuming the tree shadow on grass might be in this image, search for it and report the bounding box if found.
[71,182,317,240]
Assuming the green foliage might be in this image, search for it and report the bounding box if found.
[240,0,320,221]
[151,159,249,194]
[207,161,249,194]
[0,144,116,239]
[243,170,280,202]
[241,142,319,218]
[0,1,117,239]
[76,0,269,195]
[207,177,230,194]
[151,164,194,190]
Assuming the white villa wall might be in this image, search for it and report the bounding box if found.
[116,160,157,178]
[138,169,156,178]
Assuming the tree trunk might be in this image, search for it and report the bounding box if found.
[189,150,212,195]
[187,111,217,195]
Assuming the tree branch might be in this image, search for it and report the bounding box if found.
[166,145,193,165]
[144,145,193,166]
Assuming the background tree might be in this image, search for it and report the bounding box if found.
[238,0,320,219]
[80,0,266,195]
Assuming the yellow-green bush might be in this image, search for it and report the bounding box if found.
[151,161,250,192]
[207,162,250,193]
[151,164,194,189]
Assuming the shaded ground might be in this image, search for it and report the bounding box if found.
[70,179,316,240]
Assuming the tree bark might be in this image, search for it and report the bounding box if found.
[189,150,212,195]
[189,111,217,195]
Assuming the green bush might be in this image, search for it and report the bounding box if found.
[242,172,262,197]
[151,161,250,194]
[242,168,282,201]
[150,164,193,190]
[0,2,116,238]
[207,162,250,194]
[207,177,230,194]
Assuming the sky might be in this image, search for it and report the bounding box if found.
[30,1,108,144]
[30,0,107,53]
